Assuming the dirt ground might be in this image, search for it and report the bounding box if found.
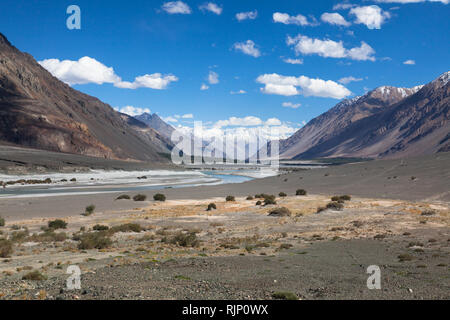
[0,194,448,300]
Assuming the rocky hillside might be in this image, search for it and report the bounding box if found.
[0,33,169,162]
[282,72,449,160]
[135,113,175,140]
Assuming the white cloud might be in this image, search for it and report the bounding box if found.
[233,40,261,58]
[182,113,194,119]
[338,76,363,84]
[265,118,282,126]
[161,1,191,14]
[375,0,448,4]
[236,10,258,21]
[283,58,304,65]
[39,57,121,86]
[333,3,356,10]
[39,56,178,90]
[114,106,151,117]
[115,74,178,90]
[208,71,219,84]
[230,90,247,95]
[163,116,178,123]
[199,2,223,15]
[321,12,351,26]
[201,83,210,90]
[256,73,352,99]
[287,34,376,61]
[282,102,301,109]
[273,12,317,26]
[350,5,391,29]
[403,59,416,65]
[215,116,263,128]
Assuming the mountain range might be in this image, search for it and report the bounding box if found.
[0,33,170,162]
[0,32,448,163]
[280,72,449,160]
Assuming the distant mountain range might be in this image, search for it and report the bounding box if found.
[280,72,449,160]
[0,32,448,163]
[0,33,170,162]
[135,113,175,141]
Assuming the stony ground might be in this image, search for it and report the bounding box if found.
[0,194,448,300]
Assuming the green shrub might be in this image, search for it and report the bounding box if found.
[255,201,262,206]
[421,210,436,216]
[116,194,131,200]
[78,232,112,250]
[326,201,344,211]
[10,230,29,242]
[164,232,199,247]
[153,193,166,202]
[109,223,143,234]
[93,225,109,231]
[272,291,298,300]
[133,194,147,201]
[27,231,67,243]
[279,192,287,197]
[264,198,277,206]
[316,206,327,213]
[296,189,307,196]
[0,217,5,227]
[0,239,13,258]
[48,219,67,230]
[246,196,254,200]
[226,195,235,202]
[22,270,47,281]
[268,207,291,217]
[331,195,351,202]
[207,203,217,211]
[82,205,96,216]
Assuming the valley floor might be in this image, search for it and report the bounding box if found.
[0,152,448,300]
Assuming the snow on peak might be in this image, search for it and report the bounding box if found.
[436,71,450,86]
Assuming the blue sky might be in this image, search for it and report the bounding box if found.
[1,0,449,138]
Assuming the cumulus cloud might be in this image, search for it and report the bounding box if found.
[338,76,363,84]
[114,106,151,117]
[39,57,178,90]
[236,10,258,21]
[230,90,247,95]
[282,102,301,109]
[287,34,376,61]
[161,1,191,14]
[115,74,178,90]
[163,116,178,123]
[350,5,391,29]
[208,71,219,84]
[256,73,352,99]
[199,2,223,15]
[273,12,317,26]
[233,40,261,58]
[333,3,356,10]
[174,114,194,119]
[321,12,351,26]
[403,59,416,65]
[215,116,263,128]
[265,118,282,126]
[283,58,304,65]
[39,57,121,86]
[375,0,448,4]
[200,83,210,90]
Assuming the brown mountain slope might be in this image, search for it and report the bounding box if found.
[293,72,449,159]
[0,33,169,162]
[280,85,423,159]
[135,113,175,141]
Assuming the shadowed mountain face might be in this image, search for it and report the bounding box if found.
[281,73,449,160]
[0,33,169,162]
[134,113,175,140]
